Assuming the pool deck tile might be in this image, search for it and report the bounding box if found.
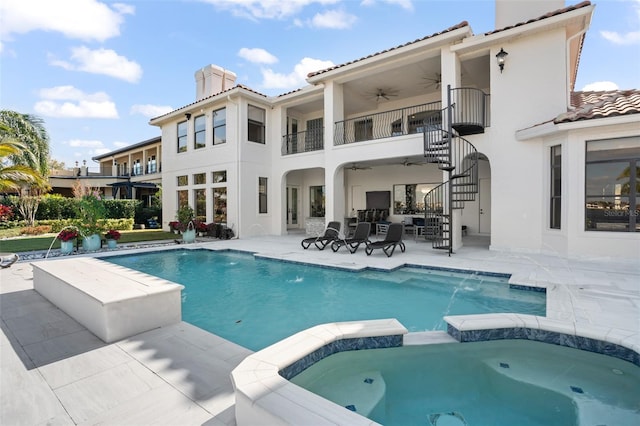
[1,234,639,425]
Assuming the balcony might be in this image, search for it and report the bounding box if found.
[281,129,324,155]
[334,101,442,146]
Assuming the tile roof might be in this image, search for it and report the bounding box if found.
[484,1,592,36]
[555,90,640,123]
[306,21,470,78]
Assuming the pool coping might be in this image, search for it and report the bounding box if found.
[230,316,639,425]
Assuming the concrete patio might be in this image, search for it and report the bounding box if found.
[1,234,638,425]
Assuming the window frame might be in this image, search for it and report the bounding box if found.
[258,177,268,214]
[194,114,206,149]
[248,105,266,144]
[213,107,226,145]
[177,121,188,153]
[550,145,561,230]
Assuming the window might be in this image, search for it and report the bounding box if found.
[132,159,142,176]
[147,155,157,174]
[193,173,206,185]
[213,108,226,145]
[177,175,188,186]
[259,177,268,213]
[194,189,206,222]
[393,183,434,214]
[177,121,188,153]
[354,118,373,142]
[213,170,227,183]
[550,145,561,229]
[194,115,206,149]
[248,105,266,144]
[585,137,639,232]
[309,186,325,217]
[213,187,227,223]
[177,190,188,209]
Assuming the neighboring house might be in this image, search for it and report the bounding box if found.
[90,136,162,207]
[48,136,162,205]
[149,0,639,260]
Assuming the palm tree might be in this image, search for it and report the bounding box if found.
[0,138,46,192]
[0,110,50,177]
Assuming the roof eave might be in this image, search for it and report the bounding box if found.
[516,114,639,141]
[452,4,594,54]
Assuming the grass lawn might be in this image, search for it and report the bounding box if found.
[0,229,178,253]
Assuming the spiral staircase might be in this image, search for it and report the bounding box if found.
[422,86,487,255]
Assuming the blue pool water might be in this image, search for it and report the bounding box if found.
[105,249,545,351]
[290,340,640,426]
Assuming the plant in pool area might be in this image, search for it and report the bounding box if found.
[73,182,106,237]
[195,221,207,233]
[57,227,78,242]
[105,229,121,240]
[176,205,194,226]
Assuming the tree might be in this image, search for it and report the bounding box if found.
[0,138,46,192]
[0,110,50,177]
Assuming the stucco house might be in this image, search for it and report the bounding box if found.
[149,0,639,260]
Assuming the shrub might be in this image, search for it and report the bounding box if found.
[36,195,76,220]
[20,225,52,235]
[104,199,139,219]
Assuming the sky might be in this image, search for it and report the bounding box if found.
[1,0,639,170]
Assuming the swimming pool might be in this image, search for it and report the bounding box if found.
[290,340,640,426]
[105,249,545,350]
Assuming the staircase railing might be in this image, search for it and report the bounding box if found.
[422,85,482,254]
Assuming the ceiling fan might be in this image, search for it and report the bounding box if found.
[348,163,372,171]
[402,158,425,167]
[422,73,441,90]
[367,88,398,102]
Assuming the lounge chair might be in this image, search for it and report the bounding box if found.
[301,221,341,250]
[365,223,406,257]
[0,252,19,268]
[331,222,371,253]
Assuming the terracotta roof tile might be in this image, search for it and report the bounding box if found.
[484,1,591,36]
[307,21,469,78]
[555,90,640,123]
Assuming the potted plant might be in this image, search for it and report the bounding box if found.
[168,221,181,234]
[76,192,106,251]
[104,229,121,249]
[57,227,78,254]
[176,205,196,243]
[195,221,208,237]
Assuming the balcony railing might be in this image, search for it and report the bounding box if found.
[334,101,442,146]
[450,87,490,136]
[281,129,324,155]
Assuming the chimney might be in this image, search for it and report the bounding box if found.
[495,0,564,29]
[194,65,238,102]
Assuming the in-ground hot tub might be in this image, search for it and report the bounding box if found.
[231,316,640,426]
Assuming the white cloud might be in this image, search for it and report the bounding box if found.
[50,46,143,83]
[0,0,133,42]
[130,104,174,118]
[261,57,334,90]
[361,0,413,11]
[310,9,357,29]
[93,147,112,156]
[67,139,105,149]
[113,141,131,148]
[600,0,640,45]
[35,85,118,118]
[581,81,619,91]
[238,47,278,64]
[600,30,640,45]
[201,0,340,20]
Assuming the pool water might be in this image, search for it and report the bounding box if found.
[105,249,545,351]
[290,340,640,426]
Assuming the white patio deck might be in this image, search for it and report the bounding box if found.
[1,234,638,425]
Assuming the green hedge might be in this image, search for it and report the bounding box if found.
[1,195,140,221]
[35,218,134,233]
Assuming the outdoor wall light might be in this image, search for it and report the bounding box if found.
[185,112,191,120]
[496,48,508,73]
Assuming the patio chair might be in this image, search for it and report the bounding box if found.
[0,252,19,269]
[365,223,406,257]
[301,221,341,250]
[331,222,371,253]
